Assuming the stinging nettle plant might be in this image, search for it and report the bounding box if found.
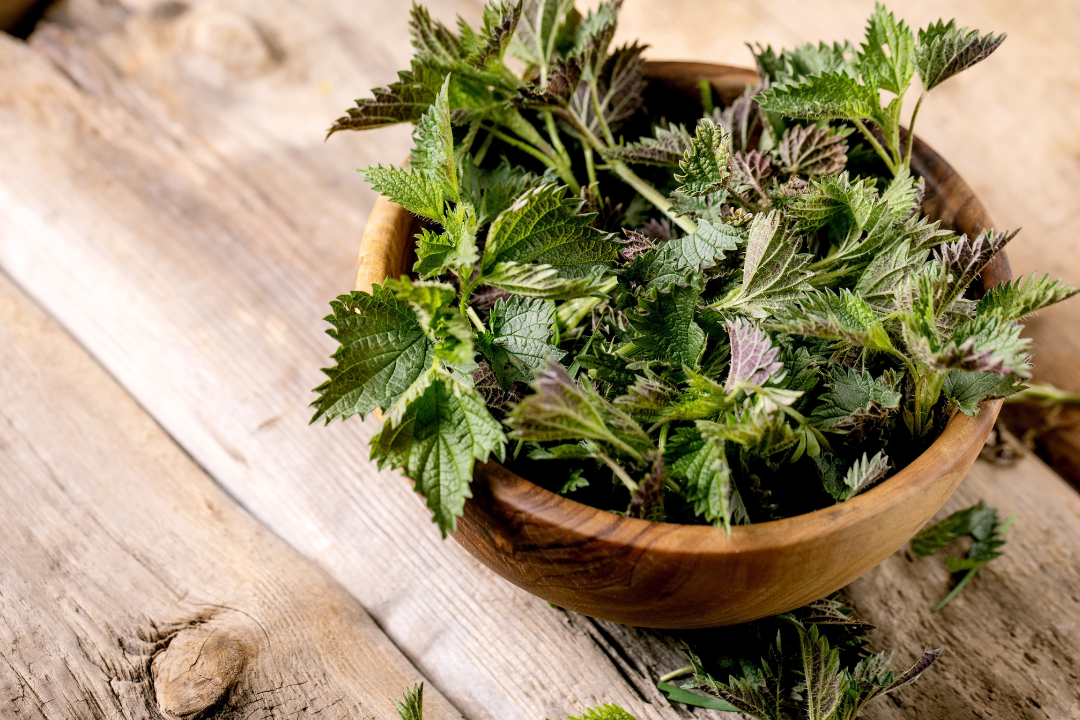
[313,0,1077,538]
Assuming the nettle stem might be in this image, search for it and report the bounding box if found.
[610,160,698,235]
[903,91,928,171]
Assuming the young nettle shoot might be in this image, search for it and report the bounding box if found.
[314,0,1076,538]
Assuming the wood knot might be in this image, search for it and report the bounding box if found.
[151,622,252,719]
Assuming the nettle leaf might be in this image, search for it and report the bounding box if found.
[936,314,1031,377]
[472,357,525,417]
[943,369,1024,415]
[472,1,523,69]
[614,373,677,424]
[360,165,446,223]
[410,4,467,67]
[753,40,858,85]
[312,287,435,424]
[788,620,845,720]
[483,183,621,276]
[911,500,997,556]
[778,125,851,176]
[838,450,890,500]
[688,645,783,720]
[371,372,505,537]
[414,205,479,278]
[789,172,878,237]
[603,123,693,166]
[573,0,621,79]
[976,273,1080,321]
[714,211,814,318]
[507,361,655,463]
[410,75,458,200]
[932,228,1018,311]
[729,150,774,204]
[858,3,915,95]
[329,61,443,133]
[571,42,648,135]
[481,295,565,386]
[663,220,742,272]
[916,19,1006,91]
[716,85,765,155]
[757,72,880,122]
[460,158,545,227]
[482,261,603,299]
[628,274,706,370]
[670,188,729,226]
[513,54,583,107]
[766,289,893,352]
[509,0,575,69]
[568,704,636,720]
[812,368,901,431]
[385,277,474,366]
[395,683,423,720]
[675,118,731,197]
[725,317,783,391]
[665,425,741,533]
[855,240,922,309]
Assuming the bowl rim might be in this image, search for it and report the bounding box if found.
[355,60,1009,561]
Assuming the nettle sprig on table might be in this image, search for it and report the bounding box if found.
[313,0,1077,537]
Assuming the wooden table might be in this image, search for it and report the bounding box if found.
[2,1,1079,718]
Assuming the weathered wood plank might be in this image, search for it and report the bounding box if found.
[0,15,728,720]
[2,1,1080,719]
[0,267,462,718]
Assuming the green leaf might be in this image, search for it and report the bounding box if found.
[687,645,784,720]
[371,372,506,536]
[460,157,544,226]
[943,369,1023,415]
[837,450,890,501]
[936,313,1031,377]
[665,425,741,533]
[916,19,1006,92]
[508,0,575,70]
[757,72,880,122]
[359,165,446,223]
[410,75,458,202]
[752,40,858,85]
[413,204,479,278]
[396,683,423,720]
[311,287,435,424]
[656,681,739,713]
[481,295,565,386]
[328,61,444,134]
[788,172,878,237]
[559,468,590,494]
[812,368,901,431]
[483,183,621,275]
[385,277,474,366]
[603,123,693,166]
[976,273,1080,322]
[410,5,468,67]
[713,210,814,319]
[628,274,706,370]
[507,361,655,463]
[766,289,894,352]
[910,500,995,556]
[472,1,524,69]
[859,3,915,95]
[482,261,603,299]
[674,118,731,197]
[662,220,742,272]
[932,228,1018,313]
[568,704,636,720]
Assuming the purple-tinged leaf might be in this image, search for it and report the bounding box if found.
[778,124,850,176]
[724,317,783,391]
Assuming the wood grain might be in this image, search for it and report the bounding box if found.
[0,262,462,719]
[0,0,1078,718]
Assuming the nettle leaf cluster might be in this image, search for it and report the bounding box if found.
[314,1,1077,537]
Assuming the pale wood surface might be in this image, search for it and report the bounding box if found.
[1,0,1080,718]
[0,263,463,718]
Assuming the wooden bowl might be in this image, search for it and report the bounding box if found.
[354,62,1012,629]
